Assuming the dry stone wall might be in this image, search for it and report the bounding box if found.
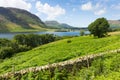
[0,49,120,79]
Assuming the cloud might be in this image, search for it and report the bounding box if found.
[35,1,66,20]
[81,2,106,15]
[111,3,120,10]
[94,8,106,15]
[112,14,120,17]
[0,0,31,11]
[81,2,92,10]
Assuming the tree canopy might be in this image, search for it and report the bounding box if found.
[0,34,60,59]
[88,17,110,38]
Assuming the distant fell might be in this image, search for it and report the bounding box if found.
[108,20,120,30]
[45,20,74,29]
[0,7,46,32]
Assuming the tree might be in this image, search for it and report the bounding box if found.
[14,34,27,45]
[88,17,110,38]
[0,38,11,47]
[80,29,85,36]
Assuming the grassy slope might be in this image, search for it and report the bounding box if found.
[0,21,47,32]
[109,31,120,35]
[5,22,47,32]
[9,52,120,80]
[0,35,120,74]
[69,52,120,80]
[0,7,47,32]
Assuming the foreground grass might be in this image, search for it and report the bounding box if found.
[7,52,120,80]
[71,52,120,80]
[0,35,120,74]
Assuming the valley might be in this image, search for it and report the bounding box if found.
[0,1,120,79]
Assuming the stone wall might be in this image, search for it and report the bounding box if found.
[0,49,120,79]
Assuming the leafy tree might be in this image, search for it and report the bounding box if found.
[40,34,56,44]
[88,17,110,38]
[0,34,58,59]
[0,47,13,59]
[0,38,11,47]
[14,34,56,47]
[14,34,27,45]
[25,34,42,47]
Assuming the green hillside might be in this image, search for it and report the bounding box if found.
[45,21,74,29]
[0,35,120,75]
[69,52,120,80]
[0,7,47,32]
[5,51,120,80]
[26,52,120,80]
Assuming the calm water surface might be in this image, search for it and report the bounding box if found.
[0,31,90,39]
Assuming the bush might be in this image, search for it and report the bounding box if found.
[0,47,13,59]
[0,38,11,47]
[18,45,31,52]
[14,34,57,48]
[67,40,72,43]
[0,34,60,59]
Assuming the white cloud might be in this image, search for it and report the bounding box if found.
[94,8,106,15]
[94,3,106,15]
[95,3,101,9]
[81,2,106,15]
[111,3,120,10]
[112,14,120,18]
[81,2,92,10]
[35,1,66,20]
[0,0,31,11]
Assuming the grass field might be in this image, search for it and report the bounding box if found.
[7,52,120,80]
[69,52,120,80]
[0,35,120,75]
[109,31,120,35]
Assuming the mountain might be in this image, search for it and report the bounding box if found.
[0,7,46,32]
[108,20,120,30]
[61,23,73,28]
[45,21,74,29]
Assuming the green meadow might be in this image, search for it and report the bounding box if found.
[0,34,120,75]
[8,51,120,80]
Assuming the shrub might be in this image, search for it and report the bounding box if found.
[0,47,13,59]
[67,40,72,43]
[0,34,60,59]
[0,38,11,47]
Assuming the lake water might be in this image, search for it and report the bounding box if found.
[0,31,90,39]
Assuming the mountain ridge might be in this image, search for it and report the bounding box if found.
[45,20,74,29]
[108,20,120,30]
[0,7,46,32]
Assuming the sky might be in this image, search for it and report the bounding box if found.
[0,0,120,27]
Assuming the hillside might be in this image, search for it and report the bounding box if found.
[0,35,120,75]
[108,20,120,30]
[0,7,46,32]
[1,50,119,79]
[45,21,74,29]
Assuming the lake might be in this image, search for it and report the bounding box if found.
[0,31,90,39]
